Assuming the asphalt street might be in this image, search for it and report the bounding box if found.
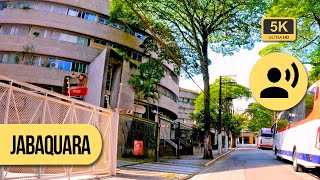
[191,144,320,180]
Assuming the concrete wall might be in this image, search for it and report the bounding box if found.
[109,64,121,109]
[117,60,134,111]
[179,89,199,99]
[159,75,179,97]
[0,8,143,52]
[0,64,70,86]
[157,96,179,117]
[43,0,110,15]
[0,35,100,62]
[85,48,108,107]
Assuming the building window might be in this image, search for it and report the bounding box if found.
[84,12,96,21]
[98,17,110,25]
[111,23,125,30]
[0,25,12,35]
[125,51,143,62]
[47,57,87,73]
[137,54,142,62]
[0,1,8,10]
[52,4,68,14]
[67,9,78,16]
[71,62,87,73]
[77,36,89,46]
[134,32,146,40]
[94,39,107,46]
[72,10,97,22]
[158,85,177,102]
[0,52,89,74]
[59,33,78,44]
[37,2,53,12]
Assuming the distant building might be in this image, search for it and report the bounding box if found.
[0,0,180,159]
[177,87,199,126]
[0,0,179,119]
[240,130,255,144]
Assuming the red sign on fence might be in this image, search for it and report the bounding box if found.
[133,140,143,156]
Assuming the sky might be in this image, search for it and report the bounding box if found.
[179,42,312,111]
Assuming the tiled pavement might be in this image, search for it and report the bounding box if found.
[104,150,229,180]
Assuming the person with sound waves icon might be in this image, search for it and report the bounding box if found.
[260,67,288,98]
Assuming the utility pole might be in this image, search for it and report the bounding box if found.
[155,114,160,162]
[177,122,181,159]
[218,75,236,154]
[218,76,223,154]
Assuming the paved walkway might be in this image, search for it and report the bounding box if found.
[104,149,229,180]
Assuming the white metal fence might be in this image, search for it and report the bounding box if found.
[0,74,119,179]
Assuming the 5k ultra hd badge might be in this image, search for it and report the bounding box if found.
[250,53,307,111]
[261,17,296,41]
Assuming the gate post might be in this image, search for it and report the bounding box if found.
[110,109,119,175]
[37,166,42,179]
[0,166,3,180]
[4,82,13,124]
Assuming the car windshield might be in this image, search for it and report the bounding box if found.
[261,133,273,137]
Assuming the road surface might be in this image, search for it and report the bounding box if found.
[191,144,320,180]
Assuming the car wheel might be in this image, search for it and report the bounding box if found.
[293,149,303,172]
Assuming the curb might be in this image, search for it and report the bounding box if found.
[116,161,145,168]
[205,148,235,167]
[181,148,236,180]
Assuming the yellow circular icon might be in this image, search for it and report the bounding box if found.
[250,52,308,111]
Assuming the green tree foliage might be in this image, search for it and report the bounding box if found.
[276,119,289,131]
[246,102,274,134]
[111,0,266,159]
[259,0,320,84]
[194,77,251,132]
[230,114,249,136]
[195,78,251,113]
[129,60,164,100]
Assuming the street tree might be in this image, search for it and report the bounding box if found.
[193,77,251,148]
[259,0,320,84]
[246,102,274,134]
[229,114,249,147]
[111,0,266,158]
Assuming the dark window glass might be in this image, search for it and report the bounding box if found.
[64,61,72,71]
[132,52,137,60]
[71,61,76,71]
[261,134,272,137]
[137,55,142,62]
[84,13,96,21]
[101,41,107,45]
[57,59,64,70]
[98,17,105,23]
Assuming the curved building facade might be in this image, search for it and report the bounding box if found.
[0,0,179,120]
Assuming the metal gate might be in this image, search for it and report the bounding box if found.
[0,74,119,179]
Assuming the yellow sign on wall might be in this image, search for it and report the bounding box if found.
[261,17,296,41]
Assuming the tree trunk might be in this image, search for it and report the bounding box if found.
[201,36,213,159]
[230,133,236,148]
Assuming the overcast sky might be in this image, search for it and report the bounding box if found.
[179,42,312,110]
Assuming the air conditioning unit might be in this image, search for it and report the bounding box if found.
[50,62,58,68]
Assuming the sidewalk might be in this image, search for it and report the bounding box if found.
[103,149,232,180]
